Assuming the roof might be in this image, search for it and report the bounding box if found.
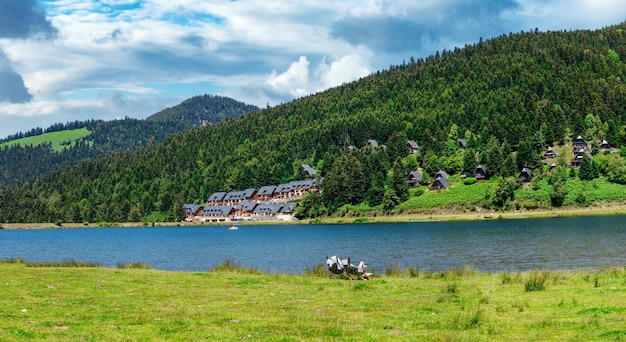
[458,139,467,148]
[257,185,276,196]
[201,205,234,216]
[302,164,317,177]
[432,176,450,188]
[407,140,419,149]
[253,203,283,215]
[207,192,227,202]
[183,204,202,214]
[280,202,298,213]
[235,200,258,211]
[407,171,422,182]
[519,167,532,175]
[475,164,487,173]
[366,139,378,147]
[435,170,449,179]
[545,146,560,156]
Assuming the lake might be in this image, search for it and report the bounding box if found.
[1,215,625,274]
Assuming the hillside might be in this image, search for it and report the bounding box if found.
[1,23,626,223]
[0,95,258,189]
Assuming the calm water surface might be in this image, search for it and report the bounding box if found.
[1,215,625,273]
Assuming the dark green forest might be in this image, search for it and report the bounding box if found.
[2,23,626,223]
[0,95,258,189]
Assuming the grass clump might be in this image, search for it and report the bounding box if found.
[524,270,549,291]
[117,262,152,269]
[25,259,102,268]
[209,259,262,274]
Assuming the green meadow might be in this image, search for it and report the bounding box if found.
[2,260,626,341]
[0,128,90,152]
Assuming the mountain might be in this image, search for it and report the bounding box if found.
[1,23,626,223]
[146,94,260,127]
[0,95,258,189]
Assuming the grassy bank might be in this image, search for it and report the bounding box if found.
[1,261,625,340]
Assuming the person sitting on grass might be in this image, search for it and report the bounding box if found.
[358,261,372,279]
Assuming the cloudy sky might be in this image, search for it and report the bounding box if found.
[0,0,624,138]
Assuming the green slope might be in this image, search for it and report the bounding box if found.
[0,128,90,152]
[2,23,626,223]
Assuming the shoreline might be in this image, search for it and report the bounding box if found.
[2,203,626,229]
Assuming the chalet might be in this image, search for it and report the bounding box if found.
[518,167,532,182]
[234,200,257,218]
[223,188,256,206]
[366,139,379,148]
[201,205,234,222]
[571,148,590,168]
[434,170,449,180]
[255,185,276,201]
[543,146,560,159]
[549,162,558,170]
[183,204,203,221]
[458,139,467,149]
[431,176,450,190]
[407,140,419,154]
[274,183,295,200]
[406,171,422,188]
[207,192,227,205]
[473,164,488,180]
[573,135,588,153]
[599,140,613,153]
[302,164,317,178]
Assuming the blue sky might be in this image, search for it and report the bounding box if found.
[0,0,625,138]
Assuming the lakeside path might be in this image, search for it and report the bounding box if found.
[3,203,626,229]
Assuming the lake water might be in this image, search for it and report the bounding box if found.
[1,215,625,274]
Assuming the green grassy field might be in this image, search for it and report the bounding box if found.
[0,128,90,152]
[1,261,625,341]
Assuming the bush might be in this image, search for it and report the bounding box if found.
[463,177,477,185]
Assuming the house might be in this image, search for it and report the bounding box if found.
[183,204,203,221]
[431,176,450,190]
[434,170,449,180]
[518,167,532,182]
[571,148,590,168]
[407,140,419,154]
[366,139,379,148]
[473,164,488,180]
[549,162,558,170]
[599,140,613,153]
[302,164,317,178]
[280,202,298,214]
[207,192,227,205]
[458,139,467,149]
[543,146,560,159]
[573,135,588,153]
[223,189,256,206]
[234,200,258,218]
[406,171,422,188]
[255,185,276,201]
[200,205,234,222]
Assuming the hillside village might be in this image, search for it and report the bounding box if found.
[183,135,618,222]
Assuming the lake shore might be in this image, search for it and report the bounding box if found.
[2,202,626,229]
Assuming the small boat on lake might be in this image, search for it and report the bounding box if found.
[229,225,239,230]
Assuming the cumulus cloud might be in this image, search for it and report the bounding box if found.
[0,51,33,103]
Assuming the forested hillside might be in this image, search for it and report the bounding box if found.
[2,23,626,224]
[0,95,258,189]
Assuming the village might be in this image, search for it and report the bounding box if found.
[183,136,616,222]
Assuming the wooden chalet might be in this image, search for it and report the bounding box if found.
[207,192,227,205]
[223,188,256,206]
[201,205,234,222]
[599,140,613,153]
[183,204,203,221]
[431,176,450,190]
[407,140,419,154]
[518,167,532,182]
[280,202,298,214]
[473,164,488,180]
[253,203,284,218]
[255,185,276,201]
[573,135,588,153]
[406,171,422,188]
[234,200,257,218]
[571,148,590,168]
[543,146,560,159]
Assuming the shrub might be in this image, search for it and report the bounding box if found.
[463,177,477,185]
[525,271,548,291]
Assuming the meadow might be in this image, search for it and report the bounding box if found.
[0,128,90,152]
[1,260,625,341]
